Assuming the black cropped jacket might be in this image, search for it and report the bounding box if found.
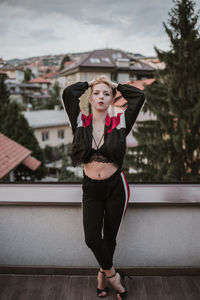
[61,81,145,168]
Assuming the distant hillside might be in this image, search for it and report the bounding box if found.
[6,49,145,67]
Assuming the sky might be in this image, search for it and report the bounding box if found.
[0,0,200,60]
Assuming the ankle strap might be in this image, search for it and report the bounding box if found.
[106,271,117,279]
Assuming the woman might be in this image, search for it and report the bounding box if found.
[62,75,145,299]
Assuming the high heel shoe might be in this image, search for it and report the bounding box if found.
[116,270,132,299]
[97,269,109,298]
[106,270,132,299]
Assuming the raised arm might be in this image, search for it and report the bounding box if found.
[61,81,89,134]
[116,83,145,136]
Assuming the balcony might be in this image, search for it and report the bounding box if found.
[0,183,200,299]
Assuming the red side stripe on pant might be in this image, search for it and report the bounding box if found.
[121,170,130,217]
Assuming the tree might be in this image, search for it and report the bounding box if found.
[58,149,81,182]
[24,68,33,82]
[42,81,62,109]
[43,145,54,162]
[125,0,200,182]
[59,54,71,71]
[45,68,51,74]
[0,75,10,105]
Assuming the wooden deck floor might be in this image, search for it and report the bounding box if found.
[0,274,200,300]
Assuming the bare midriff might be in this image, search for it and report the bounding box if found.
[84,161,118,180]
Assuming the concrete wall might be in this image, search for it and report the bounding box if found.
[0,184,200,268]
[34,125,72,148]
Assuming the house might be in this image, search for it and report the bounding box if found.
[7,82,50,108]
[139,56,165,70]
[0,132,41,182]
[28,77,51,90]
[59,48,155,87]
[43,71,66,90]
[26,62,40,77]
[0,70,8,79]
[22,109,73,149]
[1,63,24,84]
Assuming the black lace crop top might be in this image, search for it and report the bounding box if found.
[83,133,114,164]
[84,148,113,163]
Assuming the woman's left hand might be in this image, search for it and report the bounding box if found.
[88,79,95,87]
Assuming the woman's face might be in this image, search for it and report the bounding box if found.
[89,82,114,112]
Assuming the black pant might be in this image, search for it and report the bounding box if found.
[82,167,130,270]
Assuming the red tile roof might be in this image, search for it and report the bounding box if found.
[43,72,59,79]
[23,156,41,170]
[125,78,156,90]
[0,133,41,179]
[28,77,51,84]
[114,78,156,107]
[64,61,74,66]
[0,70,8,78]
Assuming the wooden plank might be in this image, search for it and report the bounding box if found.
[143,276,168,300]
[161,276,188,300]
[86,276,97,300]
[22,275,48,300]
[0,275,17,300]
[23,275,71,300]
[42,275,69,300]
[56,276,71,300]
[125,276,148,300]
[179,276,200,300]
[67,276,87,300]
[0,275,29,300]
[189,276,200,298]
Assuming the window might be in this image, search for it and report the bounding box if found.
[58,129,64,139]
[42,131,49,141]
[90,57,101,63]
[101,57,111,64]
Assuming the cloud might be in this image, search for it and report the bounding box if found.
[1,0,200,60]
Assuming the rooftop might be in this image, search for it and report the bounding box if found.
[114,78,156,107]
[28,77,51,84]
[0,133,41,179]
[60,48,154,75]
[22,109,70,128]
[43,72,59,79]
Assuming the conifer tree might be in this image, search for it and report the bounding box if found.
[59,54,71,71]
[24,68,33,82]
[125,0,200,182]
[0,75,10,105]
[42,81,62,109]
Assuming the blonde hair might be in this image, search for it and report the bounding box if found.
[90,76,117,98]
